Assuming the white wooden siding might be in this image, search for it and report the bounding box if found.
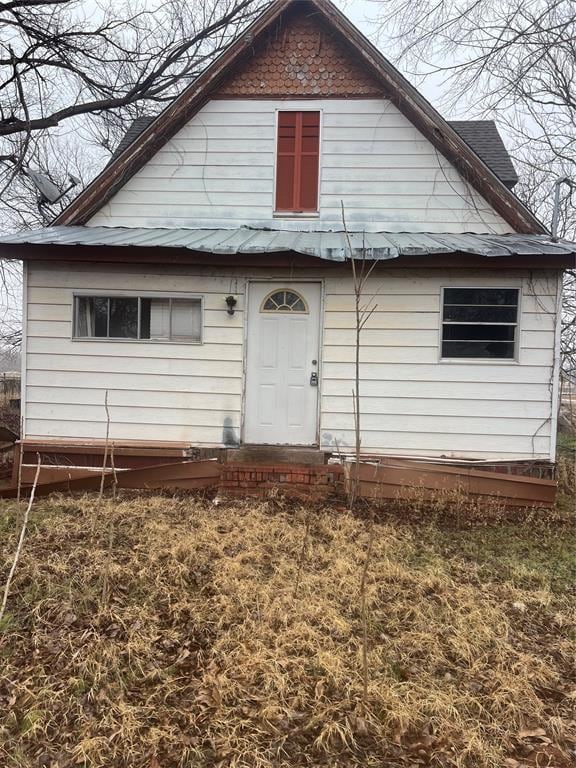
[25,263,246,446]
[320,270,559,458]
[88,99,513,234]
[24,263,559,458]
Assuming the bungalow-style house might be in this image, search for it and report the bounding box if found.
[1,0,574,468]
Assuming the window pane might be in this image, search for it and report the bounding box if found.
[170,299,201,340]
[109,297,138,338]
[444,288,518,306]
[75,296,202,342]
[141,298,170,340]
[442,341,515,359]
[262,290,307,313]
[443,305,518,323]
[442,324,516,341]
[140,298,151,339]
[76,296,108,337]
[284,291,299,306]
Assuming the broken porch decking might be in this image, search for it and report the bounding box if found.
[2,460,223,499]
[346,458,558,508]
[8,440,558,507]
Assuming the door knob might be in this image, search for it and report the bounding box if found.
[310,372,318,386]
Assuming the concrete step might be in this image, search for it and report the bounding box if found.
[224,446,328,465]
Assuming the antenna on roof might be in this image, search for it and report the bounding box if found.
[21,167,81,206]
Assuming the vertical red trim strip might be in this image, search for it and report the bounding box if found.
[293,112,303,210]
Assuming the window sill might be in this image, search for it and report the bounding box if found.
[273,211,320,219]
[72,337,203,345]
[440,357,519,365]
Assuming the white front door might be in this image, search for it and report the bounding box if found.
[244,282,321,445]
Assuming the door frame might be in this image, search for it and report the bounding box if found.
[241,278,325,446]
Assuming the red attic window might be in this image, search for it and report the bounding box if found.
[275,111,320,212]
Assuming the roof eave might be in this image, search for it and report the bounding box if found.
[3,242,572,269]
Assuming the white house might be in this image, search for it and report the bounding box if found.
[1,0,574,464]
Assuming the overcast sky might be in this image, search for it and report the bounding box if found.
[337,0,448,109]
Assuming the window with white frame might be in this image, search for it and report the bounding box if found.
[74,296,202,342]
[441,288,519,359]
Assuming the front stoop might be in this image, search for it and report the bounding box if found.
[224,446,328,466]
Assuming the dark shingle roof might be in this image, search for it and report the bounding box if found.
[110,116,156,162]
[111,116,519,190]
[449,120,518,189]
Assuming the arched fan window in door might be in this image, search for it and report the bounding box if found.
[261,289,308,313]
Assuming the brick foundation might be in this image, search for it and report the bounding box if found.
[218,462,344,499]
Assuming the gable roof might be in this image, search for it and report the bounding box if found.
[450,121,518,189]
[54,0,544,233]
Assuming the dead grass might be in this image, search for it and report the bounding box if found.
[557,444,576,514]
[0,494,574,768]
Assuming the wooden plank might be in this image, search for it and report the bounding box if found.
[27,286,246,309]
[3,459,221,498]
[321,362,551,384]
[26,353,242,377]
[323,328,439,346]
[321,429,551,455]
[322,379,551,400]
[321,396,551,418]
[26,386,241,411]
[20,437,191,453]
[323,346,439,364]
[322,412,551,436]
[26,402,241,428]
[26,339,244,362]
[348,460,556,507]
[25,420,231,443]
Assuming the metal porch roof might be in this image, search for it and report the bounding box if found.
[1,226,575,261]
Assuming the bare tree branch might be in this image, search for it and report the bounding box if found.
[0,0,265,348]
[368,0,576,375]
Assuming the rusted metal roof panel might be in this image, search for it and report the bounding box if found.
[1,226,575,261]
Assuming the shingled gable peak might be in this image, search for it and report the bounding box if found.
[215,4,385,99]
